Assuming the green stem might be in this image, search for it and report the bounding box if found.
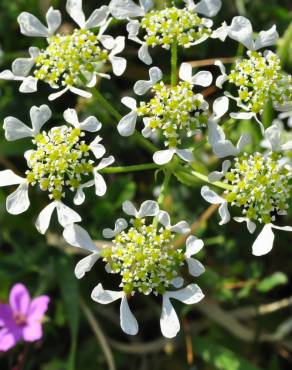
[157,171,172,206]
[92,89,157,154]
[100,163,159,174]
[171,40,178,86]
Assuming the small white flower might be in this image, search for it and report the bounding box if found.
[110,0,221,64]
[0,1,126,100]
[0,105,114,233]
[63,201,205,338]
[118,63,212,165]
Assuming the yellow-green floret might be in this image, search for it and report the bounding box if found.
[140,7,211,49]
[26,126,93,200]
[223,152,292,224]
[34,29,108,87]
[101,218,184,295]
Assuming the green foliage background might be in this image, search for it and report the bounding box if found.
[0,0,291,369]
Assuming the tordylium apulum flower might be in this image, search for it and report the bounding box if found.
[0,0,127,100]
[118,63,212,165]
[109,0,222,64]
[201,145,292,256]
[63,200,205,338]
[0,105,114,234]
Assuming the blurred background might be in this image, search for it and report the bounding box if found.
[0,0,291,369]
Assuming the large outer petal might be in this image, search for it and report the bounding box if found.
[17,12,50,37]
[120,296,139,335]
[9,283,31,315]
[109,0,145,19]
[63,224,97,252]
[6,183,30,215]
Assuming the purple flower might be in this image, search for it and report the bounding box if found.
[0,283,50,352]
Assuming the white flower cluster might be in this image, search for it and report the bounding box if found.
[0,0,291,339]
[63,200,205,338]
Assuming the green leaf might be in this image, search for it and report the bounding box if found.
[56,256,79,370]
[257,272,288,293]
[193,337,263,370]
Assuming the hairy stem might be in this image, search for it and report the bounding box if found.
[100,163,159,174]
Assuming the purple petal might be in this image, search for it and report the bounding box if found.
[27,296,50,322]
[0,328,20,352]
[9,283,30,315]
[0,304,13,327]
[22,322,42,342]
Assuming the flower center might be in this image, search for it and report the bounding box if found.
[223,153,292,224]
[13,311,27,326]
[137,81,208,147]
[228,51,292,113]
[26,126,93,200]
[34,29,108,87]
[101,218,184,295]
[140,7,211,48]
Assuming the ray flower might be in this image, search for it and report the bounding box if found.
[109,0,221,64]
[118,63,212,165]
[0,105,114,234]
[201,140,292,255]
[0,0,127,100]
[63,200,205,338]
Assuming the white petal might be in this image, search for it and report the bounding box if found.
[192,70,213,87]
[212,140,238,158]
[228,16,254,49]
[252,224,274,256]
[153,149,175,165]
[170,221,190,234]
[213,96,229,120]
[212,22,229,41]
[63,224,97,251]
[46,7,61,35]
[3,117,33,141]
[110,56,127,76]
[237,133,251,152]
[0,70,15,80]
[100,35,115,49]
[111,36,126,55]
[19,77,38,93]
[218,202,230,225]
[96,156,115,171]
[6,182,30,215]
[75,253,100,279]
[234,217,256,234]
[216,74,228,89]
[103,218,128,238]
[171,277,184,288]
[186,236,204,257]
[56,201,82,228]
[194,0,222,17]
[179,63,192,83]
[167,284,204,304]
[122,96,137,110]
[264,124,281,151]
[63,108,79,127]
[120,296,139,335]
[0,170,26,187]
[254,25,279,50]
[138,200,159,218]
[176,149,194,163]
[90,136,106,159]
[138,43,152,65]
[122,201,137,216]
[117,111,138,136]
[17,12,50,37]
[208,170,223,182]
[201,185,225,204]
[139,0,153,12]
[35,202,57,234]
[160,295,180,338]
[157,210,171,228]
[12,58,34,77]
[127,20,140,38]
[186,258,205,277]
[48,86,70,101]
[208,120,225,143]
[271,225,292,232]
[109,0,145,19]
[85,6,110,29]
[91,283,124,303]
[74,180,94,205]
[93,171,107,196]
[30,105,52,135]
[69,86,92,99]
[66,0,86,28]
[230,112,255,120]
